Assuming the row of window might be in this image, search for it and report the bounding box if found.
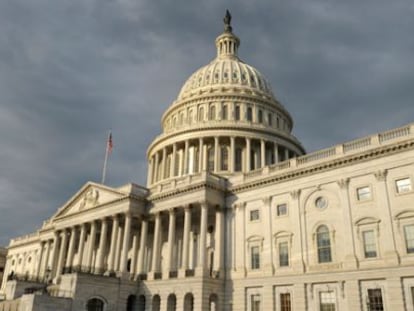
[250,287,394,311]
[165,103,290,131]
[249,224,414,270]
[357,177,412,201]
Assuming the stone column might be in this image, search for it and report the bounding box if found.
[274,143,279,164]
[40,240,51,279]
[154,151,159,183]
[198,138,203,173]
[114,226,123,272]
[184,140,189,174]
[161,147,167,180]
[165,209,176,278]
[284,148,289,161]
[120,213,132,273]
[49,231,60,277]
[181,206,192,273]
[171,143,177,177]
[230,136,235,172]
[86,221,97,273]
[290,189,305,271]
[65,227,77,273]
[55,230,68,278]
[213,207,224,275]
[95,218,109,274]
[147,157,154,186]
[130,231,139,276]
[261,140,266,167]
[234,203,246,276]
[246,138,251,172]
[262,197,274,275]
[77,224,86,271]
[151,213,162,274]
[35,242,45,279]
[214,137,219,172]
[198,202,208,273]
[137,219,148,275]
[107,216,119,273]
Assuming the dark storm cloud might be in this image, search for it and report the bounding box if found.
[1,0,413,245]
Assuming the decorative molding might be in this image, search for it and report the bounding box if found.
[337,178,350,189]
[374,169,388,181]
[290,189,301,200]
[261,196,271,206]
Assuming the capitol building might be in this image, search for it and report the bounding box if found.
[1,12,414,311]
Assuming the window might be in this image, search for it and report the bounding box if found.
[277,204,287,216]
[396,178,412,194]
[279,242,289,267]
[250,209,260,221]
[198,107,204,121]
[209,105,216,120]
[247,107,253,121]
[367,289,384,311]
[317,225,332,263]
[87,298,105,311]
[222,105,228,120]
[268,113,272,126]
[362,230,377,258]
[251,246,260,269]
[251,294,261,311]
[280,293,291,311]
[319,291,336,311]
[235,105,240,120]
[404,224,414,253]
[188,110,193,124]
[235,148,242,171]
[207,147,214,172]
[258,110,263,123]
[357,186,371,201]
[221,146,228,171]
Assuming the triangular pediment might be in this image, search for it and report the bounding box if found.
[51,182,127,219]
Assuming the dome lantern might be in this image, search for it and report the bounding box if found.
[215,10,240,59]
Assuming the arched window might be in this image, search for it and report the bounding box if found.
[137,295,146,311]
[188,110,193,124]
[184,293,194,311]
[247,107,253,122]
[258,110,263,123]
[222,104,228,120]
[235,105,240,121]
[209,105,216,120]
[209,294,218,311]
[235,148,242,172]
[152,295,161,311]
[86,298,104,311]
[127,295,137,311]
[167,294,177,311]
[317,225,332,263]
[199,107,204,122]
[207,146,215,172]
[221,146,228,171]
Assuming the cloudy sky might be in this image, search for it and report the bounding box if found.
[1,0,413,245]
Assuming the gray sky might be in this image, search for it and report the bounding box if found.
[1,0,413,245]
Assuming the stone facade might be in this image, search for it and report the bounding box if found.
[1,12,414,311]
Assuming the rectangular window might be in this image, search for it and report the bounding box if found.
[367,289,384,310]
[235,105,240,121]
[357,186,371,201]
[280,293,291,311]
[221,147,228,171]
[411,287,414,309]
[247,107,253,121]
[235,148,242,171]
[404,224,414,253]
[250,209,260,221]
[251,294,261,311]
[396,178,412,194]
[320,291,336,311]
[279,242,289,267]
[268,113,272,126]
[251,246,260,269]
[258,110,263,123]
[222,104,228,120]
[277,203,287,216]
[363,230,377,258]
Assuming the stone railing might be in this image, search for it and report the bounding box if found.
[10,232,39,246]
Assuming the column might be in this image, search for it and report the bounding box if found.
[184,140,189,174]
[290,190,305,271]
[284,148,289,161]
[114,226,123,271]
[107,216,119,273]
[214,137,219,172]
[40,240,51,279]
[261,139,266,167]
[86,221,97,273]
[49,231,60,277]
[262,197,274,274]
[56,230,68,278]
[165,209,176,277]
[181,206,192,272]
[95,218,109,274]
[198,202,208,272]
[274,143,279,164]
[77,224,86,271]
[65,227,77,273]
[230,136,235,172]
[151,213,161,273]
[147,157,153,186]
[137,219,148,275]
[35,242,45,279]
[213,207,224,275]
[234,203,246,276]
[120,213,132,273]
[246,138,251,172]
[198,138,203,173]
[130,231,139,276]
[170,143,177,177]
[154,151,159,183]
[161,147,167,180]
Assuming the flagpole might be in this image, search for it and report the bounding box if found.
[101,130,111,184]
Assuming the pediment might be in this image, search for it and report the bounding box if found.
[51,182,127,219]
[355,217,380,226]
